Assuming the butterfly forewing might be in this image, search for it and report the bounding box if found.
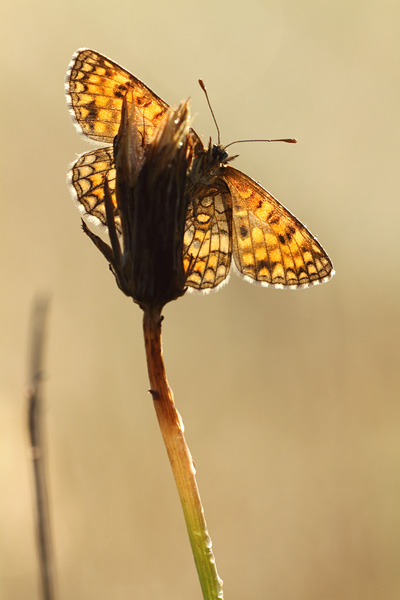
[222,166,333,288]
[66,49,169,144]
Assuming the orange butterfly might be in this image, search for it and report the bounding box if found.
[66,49,334,290]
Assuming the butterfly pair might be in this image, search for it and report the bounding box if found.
[66,49,334,290]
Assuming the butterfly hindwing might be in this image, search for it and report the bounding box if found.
[183,191,232,290]
[69,146,121,233]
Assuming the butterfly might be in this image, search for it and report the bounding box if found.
[66,49,334,290]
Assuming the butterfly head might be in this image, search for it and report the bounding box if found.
[211,143,228,164]
[211,141,240,170]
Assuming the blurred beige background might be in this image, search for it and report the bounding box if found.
[1,1,399,599]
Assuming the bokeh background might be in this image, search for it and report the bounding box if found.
[1,1,399,599]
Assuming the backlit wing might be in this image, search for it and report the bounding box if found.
[66,48,169,144]
[183,192,232,290]
[69,146,120,232]
[222,166,334,288]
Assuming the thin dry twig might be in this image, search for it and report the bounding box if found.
[27,296,56,600]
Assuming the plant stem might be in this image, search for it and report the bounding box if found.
[27,297,57,600]
[143,307,223,600]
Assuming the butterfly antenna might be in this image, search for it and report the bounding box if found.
[224,138,297,150]
[198,79,221,146]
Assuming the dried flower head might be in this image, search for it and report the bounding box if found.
[82,95,191,311]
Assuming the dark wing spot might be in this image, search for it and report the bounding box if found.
[135,96,151,108]
[115,84,129,98]
[257,259,270,271]
[278,234,286,245]
[267,210,280,225]
[240,225,248,237]
[86,100,98,120]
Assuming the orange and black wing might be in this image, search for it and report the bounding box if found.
[183,191,232,290]
[68,146,121,232]
[66,48,169,144]
[222,166,334,288]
